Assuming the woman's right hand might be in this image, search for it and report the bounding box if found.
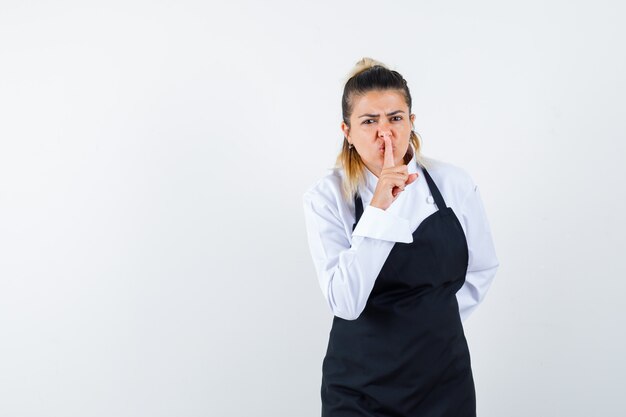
[370,134,419,211]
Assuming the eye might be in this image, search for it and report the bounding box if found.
[362,116,403,125]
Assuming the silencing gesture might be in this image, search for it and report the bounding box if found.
[370,133,418,210]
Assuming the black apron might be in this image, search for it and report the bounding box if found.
[321,164,476,417]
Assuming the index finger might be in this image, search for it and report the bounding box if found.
[382,135,394,169]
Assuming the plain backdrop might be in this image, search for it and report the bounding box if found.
[1,1,625,416]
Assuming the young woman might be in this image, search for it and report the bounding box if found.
[302,57,500,416]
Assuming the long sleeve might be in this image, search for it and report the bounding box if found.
[455,184,500,322]
[303,192,411,320]
[352,204,414,243]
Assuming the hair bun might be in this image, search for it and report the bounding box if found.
[345,57,389,81]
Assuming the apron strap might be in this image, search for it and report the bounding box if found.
[352,194,364,231]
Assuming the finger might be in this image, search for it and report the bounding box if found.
[380,164,408,176]
[382,135,394,169]
[391,185,405,197]
[381,174,407,191]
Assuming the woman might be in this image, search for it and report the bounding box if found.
[302,57,500,416]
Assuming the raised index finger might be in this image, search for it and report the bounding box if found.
[382,135,394,169]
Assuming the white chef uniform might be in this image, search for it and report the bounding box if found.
[302,147,500,322]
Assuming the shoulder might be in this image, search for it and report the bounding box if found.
[302,165,349,213]
[419,155,476,205]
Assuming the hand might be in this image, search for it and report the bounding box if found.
[370,134,419,211]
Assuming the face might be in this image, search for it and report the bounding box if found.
[341,89,415,177]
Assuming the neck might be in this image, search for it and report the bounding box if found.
[364,162,382,178]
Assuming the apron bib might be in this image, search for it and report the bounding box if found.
[321,164,475,417]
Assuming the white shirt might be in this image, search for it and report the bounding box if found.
[302,148,500,322]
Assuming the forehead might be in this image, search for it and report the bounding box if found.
[352,89,407,112]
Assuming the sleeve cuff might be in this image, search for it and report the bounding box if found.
[351,204,413,243]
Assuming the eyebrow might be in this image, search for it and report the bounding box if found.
[358,110,405,118]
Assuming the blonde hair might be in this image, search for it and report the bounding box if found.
[334,57,428,202]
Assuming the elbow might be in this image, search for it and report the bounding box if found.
[332,306,363,321]
[323,262,371,321]
[326,281,366,321]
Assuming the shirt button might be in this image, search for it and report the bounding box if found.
[426,195,434,204]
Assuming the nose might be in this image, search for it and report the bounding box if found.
[378,119,393,137]
[378,129,392,140]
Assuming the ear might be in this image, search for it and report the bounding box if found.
[410,114,416,127]
[340,121,350,139]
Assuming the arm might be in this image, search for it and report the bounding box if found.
[303,192,412,320]
[456,184,500,323]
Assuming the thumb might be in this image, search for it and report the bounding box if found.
[405,173,418,185]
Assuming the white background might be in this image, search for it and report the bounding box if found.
[1,1,625,416]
